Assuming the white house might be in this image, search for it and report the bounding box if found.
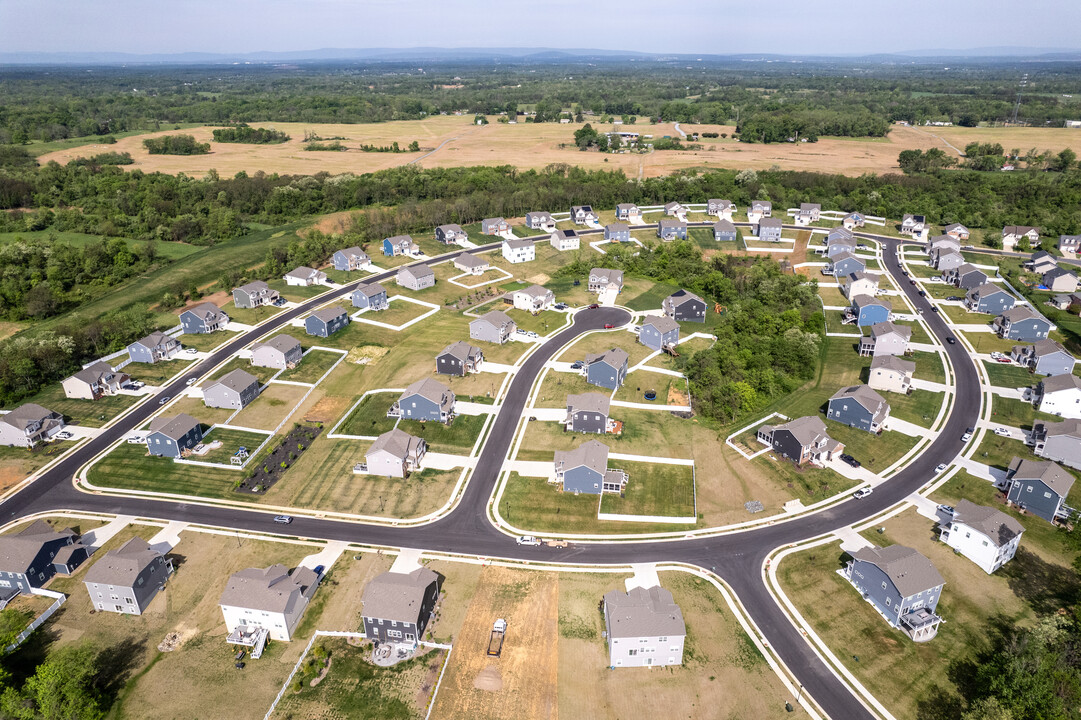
[511,285,555,312]
[550,228,581,251]
[603,585,686,668]
[502,238,535,264]
[220,564,319,643]
[868,355,915,394]
[939,500,1024,574]
[840,271,880,300]
[283,267,327,287]
[1036,373,1081,419]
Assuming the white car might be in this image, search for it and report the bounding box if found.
[54,431,73,440]
[516,535,542,546]
[852,487,873,499]
[126,436,144,444]
[994,427,1012,437]
[928,276,944,283]
[185,377,197,386]
[186,348,199,354]
[935,463,949,474]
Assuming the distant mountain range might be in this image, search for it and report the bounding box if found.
[2,46,1079,66]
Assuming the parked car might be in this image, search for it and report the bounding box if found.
[961,430,973,442]
[935,463,949,474]
[516,535,542,546]
[603,323,615,329]
[569,361,584,369]
[853,488,873,499]
[158,396,171,405]
[996,356,1012,363]
[947,296,963,301]
[929,276,944,284]
[588,303,599,310]
[931,306,939,313]
[917,308,924,314]
[994,427,1012,437]
[273,515,293,524]
[313,565,325,577]
[55,431,73,441]
[840,454,861,468]
[185,377,197,386]
[553,303,568,310]
[126,436,144,444]
[937,504,955,515]
[918,290,926,297]
[186,348,198,354]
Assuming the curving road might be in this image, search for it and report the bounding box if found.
[0,224,979,719]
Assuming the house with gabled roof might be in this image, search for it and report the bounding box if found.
[550,228,581,251]
[756,415,844,467]
[756,217,783,242]
[827,385,890,433]
[663,201,685,217]
[565,393,615,434]
[842,212,866,229]
[663,290,706,323]
[391,378,456,424]
[859,321,911,357]
[1034,373,1081,419]
[283,267,327,286]
[826,229,856,258]
[944,223,970,241]
[481,217,510,235]
[251,335,302,370]
[397,264,436,291]
[0,520,80,594]
[383,235,419,257]
[361,568,441,649]
[830,252,866,279]
[747,200,772,223]
[796,202,821,225]
[146,414,202,458]
[204,369,260,410]
[127,331,181,365]
[1013,339,1076,377]
[363,428,426,477]
[639,316,680,351]
[62,361,129,401]
[554,439,627,494]
[84,537,173,615]
[615,204,641,221]
[233,280,279,309]
[869,355,916,394]
[453,253,490,276]
[332,247,371,272]
[712,219,737,242]
[435,224,467,244]
[657,218,687,241]
[850,295,891,327]
[305,307,349,338]
[1005,456,1075,524]
[0,404,64,448]
[927,235,960,257]
[945,263,988,290]
[436,341,483,377]
[900,214,927,238]
[220,564,319,643]
[1044,267,1079,293]
[1059,234,1081,254]
[180,302,230,334]
[966,283,1015,315]
[843,545,945,641]
[1002,225,1040,251]
[511,285,554,313]
[584,348,629,390]
[351,282,389,311]
[707,199,735,220]
[933,249,964,273]
[605,223,631,243]
[840,271,880,300]
[470,310,517,345]
[939,500,1023,574]
[994,307,1053,341]
[1031,419,1081,471]
[525,212,556,232]
[571,205,599,225]
[501,237,535,264]
[603,585,686,668]
[589,268,623,294]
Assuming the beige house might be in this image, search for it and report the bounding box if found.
[840,271,881,300]
[868,355,916,394]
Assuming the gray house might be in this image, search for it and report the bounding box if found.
[392,378,456,423]
[713,219,737,242]
[232,280,280,309]
[797,202,821,224]
[965,283,1015,314]
[1005,457,1075,524]
[145,414,203,458]
[1032,419,1081,471]
[994,307,1053,341]
[663,201,685,216]
[250,335,303,370]
[525,212,555,231]
[615,203,641,221]
[361,567,441,649]
[843,545,944,642]
[469,310,516,345]
[305,307,349,338]
[453,253,489,275]
[859,321,912,358]
[364,428,426,478]
[436,341,483,377]
[604,223,631,243]
[946,263,988,290]
[639,316,680,351]
[180,303,229,334]
[756,217,783,242]
[825,232,856,258]
[663,290,706,323]
[748,200,773,220]
[933,249,964,272]
[830,252,867,278]
[352,282,389,311]
[435,224,468,244]
[603,585,686,668]
[204,369,260,410]
[0,520,80,594]
[382,235,419,257]
[756,415,844,467]
[397,264,436,291]
[62,361,129,401]
[588,268,624,294]
[0,404,64,448]
[657,219,688,241]
[1011,339,1076,376]
[584,348,629,390]
[554,439,626,494]
[565,392,613,434]
[1060,235,1081,253]
[84,537,173,615]
[332,247,371,272]
[827,385,889,433]
[571,205,599,224]
[127,331,182,365]
[707,199,735,217]
[481,217,510,235]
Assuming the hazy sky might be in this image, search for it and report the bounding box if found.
[2,0,1079,56]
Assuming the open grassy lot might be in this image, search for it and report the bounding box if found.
[613,373,686,405]
[230,384,308,431]
[958,331,1017,355]
[988,396,1058,430]
[335,392,400,437]
[940,304,993,325]
[179,329,240,352]
[516,408,698,462]
[266,278,331,302]
[439,369,504,403]
[911,350,947,384]
[0,230,203,262]
[195,427,270,464]
[556,328,654,367]
[204,356,278,385]
[8,383,141,428]
[0,441,75,491]
[158,396,234,427]
[531,370,600,409]
[817,285,849,307]
[972,433,1037,471]
[87,441,245,499]
[824,424,919,473]
[398,413,488,454]
[643,336,713,373]
[598,460,695,518]
[276,349,342,384]
[366,297,440,327]
[981,359,1035,388]
[891,319,932,345]
[888,389,946,428]
[219,299,283,326]
[125,359,195,386]
[621,279,682,311]
[504,308,565,336]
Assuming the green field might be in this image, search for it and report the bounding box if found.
[276,349,342,384]
[124,359,195,386]
[911,350,947,384]
[598,461,695,519]
[219,299,283,326]
[9,383,141,428]
[888,389,946,428]
[989,397,1059,430]
[505,308,564,336]
[981,360,1035,388]
[204,356,277,385]
[87,441,245,499]
[335,392,400,437]
[621,280,682,311]
[179,329,240,352]
[397,413,488,453]
[0,230,202,260]
[197,427,271,465]
[23,124,204,156]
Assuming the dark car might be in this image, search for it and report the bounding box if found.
[313,564,325,577]
[946,337,957,345]
[588,303,599,309]
[931,306,939,313]
[840,454,861,468]
[918,290,926,297]
[569,361,584,369]
[909,279,916,285]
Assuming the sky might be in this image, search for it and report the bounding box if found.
[2,0,1080,57]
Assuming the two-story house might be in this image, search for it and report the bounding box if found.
[795,202,821,225]
[1002,225,1040,251]
[939,500,1023,574]
[382,235,419,257]
[510,285,555,313]
[603,585,686,668]
[436,341,483,377]
[1044,267,1080,293]
[747,200,773,224]
[180,303,229,334]
[361,567,441,650]
[859,321,911,357]
[127,331,181,365]
[850,295,892,327]
[571,205,599,225]
[283,267,327,286]
[203,369,260,410]
[1034,373,1081,419]
[639,316,680,352]
[589,268,623,295]
[713,219,737,242]
[435,224,468,244]
[755,217,783,242]
[232,280,280,309]
[657,219,688,241]
[62,361,129,401]
[332,246,371,272]
[756,415,844,467]
[965,283,1015,314]
[391,378,456,424]
[944,223,970,241]
[481,217,510,235]
[830,252,867,279]
[469,310,517,345]
[994,307,1053,341]
[707,199,735,219]
[604,223,631,243]
[1030,419,1081,471]
[0,520,81,593]
[363,428,427,478]
[501,238,536,264]
[1005,456,1075,524]
[840,271,880,300]
[351,282,389,311]
[554,439,626,494]
[305,307,349,338]
[843,545,945,642]
[663,290,707,323]
[524,212,556,232]
[663,201,685,217]
[584,348,629,390]
[220,564,319,643]
[0,404,64,448]
[565,393,614,434]
[145,414,203,458]
[250,335,303,370]
[868,355,916,395]
[827,385,890,433]
[84,537,173,615]
[842,212,866,229]
[945,263,988,290]
[615,204,641,222]
[1012,339,1076,377]
[397,264,436,291]
[900,214,927,239]
[550,228,581,251]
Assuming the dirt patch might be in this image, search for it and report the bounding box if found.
[473,664,503,691]
[526,273,551,285]
[0,467,26,493]
[304,210,357,237]
[346,345,389,365]
[309,656,332,686]
[179,291,229,311]
[667,384,688,406]
[304,394,350,425]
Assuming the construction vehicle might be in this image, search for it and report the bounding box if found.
[487,619,507,657]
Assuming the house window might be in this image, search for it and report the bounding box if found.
[1044,492,1053,499]
[881,582,887,590]
[628,649,637,656]
[885,597,891,606]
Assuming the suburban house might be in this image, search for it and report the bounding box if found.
[1060,234,1081,254]
[351,282,389,311]
[550,228,581,251]
[501,237,536,264]
[554,439,626,494]
[1002,225,1040,251]
[840,271,880,300]
[84,538,173,615]
[481,217,510,235]
[830,252,867,278]
[994,307,1053,341]
[435,224,468,244]
[827,385,890,433]
[944,223,971,241]
[707,199,735,219]
[305,307,349,338]
[127,331,181,364]
[220,564,319,643]
[62,361,129,400]
[1044,267,1080,293]
[232,280,280,309]
[361,568,441,649]
[1034,374,1081,418]
[180,302,229,334]
[250,335,303,370]
[396,264,436,291]
[663,290,707,323]
[589,268,624,294]
[283,267,327,286]
[382,235,419,257]
[1012,339,1076,376]
[1027,252,1059,276]
[391,378,456,424]
[939,500,1023,574]
[755,217,783,242]
[565,392,615,434]
[615,203,641,221]
[603,585,686,668]
[756,415,844,467]
[584,348,629,390]
[571,205,599,225]
[639,316,680,352]
[332,247,371,272]
[657,218,688,241]
[965,283,1015,315]
[605,223,631,243]
[900,214,927,238]
[1031,419,1081,470]
[1005,457,1076,524]
[946,263,988,290]
[850,295,891,327]
[525,212,556,232]
[933,249,964,273]
[453,253,489,275]
[663,201,685,217]
[511,285,555,312]
[843,545,945,642]
[859,321,912,357]
[0,520,81,593]
[842,212,866,229]
[436,341,483,377]
[869,355,916,394]
[0,404,64,448]
[825,233,856,259]
[363,428,427,478]
[796,202,821,225]
[203,369,260,410]
[145,414,202,458]
[928,235,961,257]
[470,310,517,344]
[747,200,772,223]
[713,219,737,242]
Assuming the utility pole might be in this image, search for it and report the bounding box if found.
[1011,74,1028,125]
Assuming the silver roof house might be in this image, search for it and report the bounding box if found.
[603,585,686,668]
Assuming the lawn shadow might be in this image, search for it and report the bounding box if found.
[95,637,148,706]
[1000,547,1081,614]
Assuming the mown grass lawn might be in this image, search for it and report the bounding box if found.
[179,330,240,352]
[505,308,565,336]
[910,350,947,385]
[939,304,993,325]
[397,413,488,453]
[989,396,1059,430]
[219,300,283,326]
[12,384,141,428]
[204,356,278,385]
[981,360,1035,388]
[972,433,1036,471]
[266,278,331,302]
[276,349,342,384]
[824,424,919,472]
[87,441,245,499]
[335,392,400,437]
[598,461,695,518]
[197,427,271,465]
[959,331,1018,355]
[888,389,946,428]
[621,280,682,311]
[372,297,438,326]
[125,359,195,386]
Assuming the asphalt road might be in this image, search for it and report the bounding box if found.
[1,223,981,719]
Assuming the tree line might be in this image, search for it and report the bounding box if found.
[210,124,290,144]
[142,135,209,155]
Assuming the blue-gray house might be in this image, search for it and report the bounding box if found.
[0,520,81,594]
[1005,457,1075,524]
[351,283,389,311]
[994,307,1053,341]
[391,378,456,424]
[843,545,944,642]
[604,223,631,243]
[965,283,1015,315]
[830,252,866,278]
[827,384,890,433]
[127,331,181,365]
[146,413,203,458]
[179,303,229,334]
[851,295,891,327]
[713,220,737,242]
[639,316,680,351]
[584,348,629,390]
[554,440,627,495]
[332,247,371,272]
[657,219,688,241]
[756,218,783,242]
[305,307,349,338]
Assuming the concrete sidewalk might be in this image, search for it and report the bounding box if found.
[882,417,937,438]
[81,515,136,551]
[910,378,950,393]
[299,540,348,572]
